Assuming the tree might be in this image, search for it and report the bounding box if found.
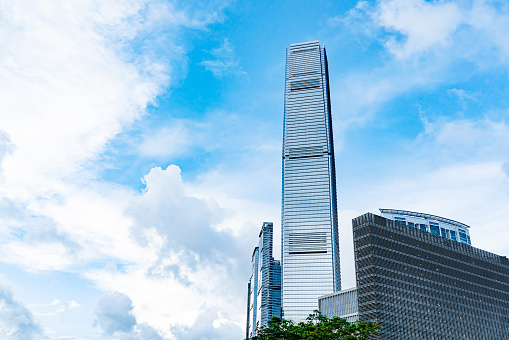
[249,310,381,340]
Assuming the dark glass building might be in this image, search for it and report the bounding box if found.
[246,222,282,338]
[282,40,340,321]
[349,212,509,339]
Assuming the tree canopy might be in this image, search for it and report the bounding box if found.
[249,310,381,340]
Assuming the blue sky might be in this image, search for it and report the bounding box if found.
[0,0,508,339]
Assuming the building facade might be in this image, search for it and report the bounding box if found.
[318,287,359,323]
[246,222,282,338]
[350,212,509,339]
[281,40,340,321]
[271,259,282,322]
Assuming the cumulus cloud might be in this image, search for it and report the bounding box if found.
[96,292,137,334]
[95,291,162,340]
[129,165,230,261]
[0,282,41,340]
[200,38,246,78]
[75,165,247,338]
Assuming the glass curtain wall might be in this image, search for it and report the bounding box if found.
[281,40,340,321]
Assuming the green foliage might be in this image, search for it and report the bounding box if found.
[249,310,381,340]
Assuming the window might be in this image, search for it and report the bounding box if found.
[430,225,440,235]
[450,230,457,241]
[395,217,406,225]
[419,224,427,231]
[408,222,415,227]
[459,230,468,243]
[440,228,447,238]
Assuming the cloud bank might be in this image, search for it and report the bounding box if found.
[0,0,246,338]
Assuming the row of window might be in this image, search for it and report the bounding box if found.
[393,217,471,245]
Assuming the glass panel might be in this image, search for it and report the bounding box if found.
[430,225,440,235]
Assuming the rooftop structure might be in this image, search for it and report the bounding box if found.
[380,208,471,245]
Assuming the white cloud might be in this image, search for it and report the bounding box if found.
[129,165,228,257]
[96,292,137,335]
[199,38,246,78]
[376,0,462,58]
[172,308,241,340]
[138,123,190,158]
[95,291,162,340]
[447,88,477,102]
[31,299,80,317]
[0,1,163,194]
[86,252,245,338]
[0,281,41,340]
[417,117,509,163]
[370,0,509,63]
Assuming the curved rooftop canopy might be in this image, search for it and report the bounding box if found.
[379,209,470,229]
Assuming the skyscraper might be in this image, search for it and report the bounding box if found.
[246,222,282,338]
[246,246,259,337]
[282,40,340,321]
[320,212,509,339]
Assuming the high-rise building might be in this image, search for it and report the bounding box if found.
[282,40,340,321]
[246,222,282,338]
[246,246,259,338]
[320,212,509,339]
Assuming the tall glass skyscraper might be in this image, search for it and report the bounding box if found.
[246,222,282,338]
[281,40,340,321]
